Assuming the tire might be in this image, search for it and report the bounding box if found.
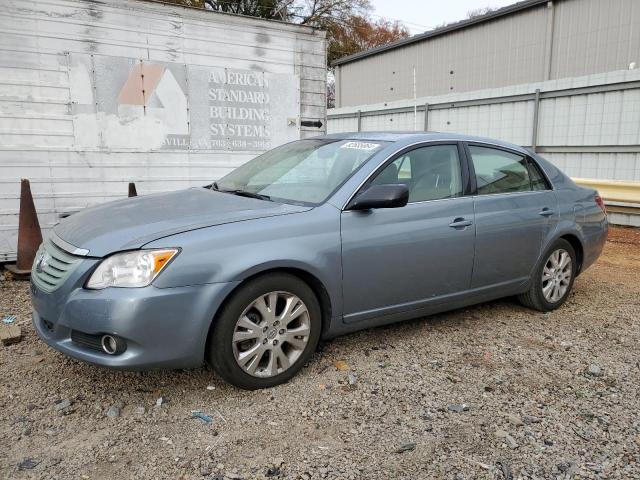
[208,273,321,390]
[518,238,577,312]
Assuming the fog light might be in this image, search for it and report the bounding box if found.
[101,335,126,355]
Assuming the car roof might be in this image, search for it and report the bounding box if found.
[320,131,531,155]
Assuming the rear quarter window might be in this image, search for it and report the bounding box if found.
[526,158,551,190]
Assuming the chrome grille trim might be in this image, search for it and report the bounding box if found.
[31,237,83,293]
[49,231,89,257]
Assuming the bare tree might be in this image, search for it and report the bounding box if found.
[326,71,336,108]
[203,0,291,20]
[291,0,371,27]
[466,6,497,19]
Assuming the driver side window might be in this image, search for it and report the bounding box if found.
[370,144,463,202]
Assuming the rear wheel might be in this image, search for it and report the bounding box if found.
[208,273,321,389]
[518,239,576,312]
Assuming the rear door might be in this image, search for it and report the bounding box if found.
[465,143,558,289]
[340,143,476,323]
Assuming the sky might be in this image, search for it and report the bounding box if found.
[370,0,519,35]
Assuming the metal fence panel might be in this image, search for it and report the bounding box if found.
[327,69,640,224]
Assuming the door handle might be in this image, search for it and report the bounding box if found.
[539,207,555,217]
[449,217,473,229]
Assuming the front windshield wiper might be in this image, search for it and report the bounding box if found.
[229,190,272,201]
[215,187,272,202]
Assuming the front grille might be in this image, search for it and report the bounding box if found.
[70,330,103,352]
[31,237,82,293]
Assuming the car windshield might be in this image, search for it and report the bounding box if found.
[214,139,387,205]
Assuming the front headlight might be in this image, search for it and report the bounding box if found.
[86,249,179,289]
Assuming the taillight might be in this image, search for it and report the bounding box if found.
[595,193,606,214]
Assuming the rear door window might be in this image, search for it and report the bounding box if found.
[468,146,531,195]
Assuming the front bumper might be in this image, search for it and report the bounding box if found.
[31,278,238,370]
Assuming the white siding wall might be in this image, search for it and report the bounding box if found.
[0,0,326,261]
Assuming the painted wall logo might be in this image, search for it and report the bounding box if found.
[69,54,298,152]
[116,65,272,151]
[207,69,272,151]
[117,63,190,149]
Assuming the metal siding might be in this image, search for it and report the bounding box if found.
[336,0,640,108]
[326,116,358,134]
[328,69,640,184]
[551,0,640,79]
[417,7,548,96]
[428,101,536,147]
[337,4,549,107]
[360,111,419,132]
[546,152,640,181]
[538,88,640,146]
[0,0,326,262]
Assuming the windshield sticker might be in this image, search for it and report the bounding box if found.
[340,141,381,151]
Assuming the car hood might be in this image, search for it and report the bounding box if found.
[53,188,311,257]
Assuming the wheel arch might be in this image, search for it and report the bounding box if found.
[558,233,584,275]
[204,266,334,361]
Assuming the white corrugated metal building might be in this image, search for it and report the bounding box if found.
[329,0,640,225]
[0,0,326,262]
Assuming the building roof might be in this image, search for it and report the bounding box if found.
[333,0,552,66]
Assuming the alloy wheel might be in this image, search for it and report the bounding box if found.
[232,291,311,378]
[541,248,572,303]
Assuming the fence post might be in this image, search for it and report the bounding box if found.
[423,103,429,131]
[356,109,362,132]
[531,89,541,152]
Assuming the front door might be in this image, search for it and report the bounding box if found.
[340,143,476,323]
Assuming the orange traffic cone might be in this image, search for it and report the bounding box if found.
[5,179,43,278]
[128,182,137,197]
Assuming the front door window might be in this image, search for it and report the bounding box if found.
[371,144,463,202]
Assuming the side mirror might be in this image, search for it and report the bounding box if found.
[347,184,409,210]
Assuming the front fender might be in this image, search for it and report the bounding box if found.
[143,203,344,319]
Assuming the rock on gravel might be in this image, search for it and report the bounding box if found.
[447,403,470,413]
[53,399,72,412]
[506,414,524,426]
[586,363,603,377]
[106,402,122,418]
[393,443,416,453]
[17,458,40,470]
[495,430,519,449]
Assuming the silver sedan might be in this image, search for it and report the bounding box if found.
[31,133,608,389]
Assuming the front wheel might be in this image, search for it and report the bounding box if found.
[208,273,321,389]
[518,239,577,312]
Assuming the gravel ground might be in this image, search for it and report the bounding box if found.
[1,227,639,480]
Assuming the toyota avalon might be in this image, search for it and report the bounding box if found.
[30,133,608,389]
